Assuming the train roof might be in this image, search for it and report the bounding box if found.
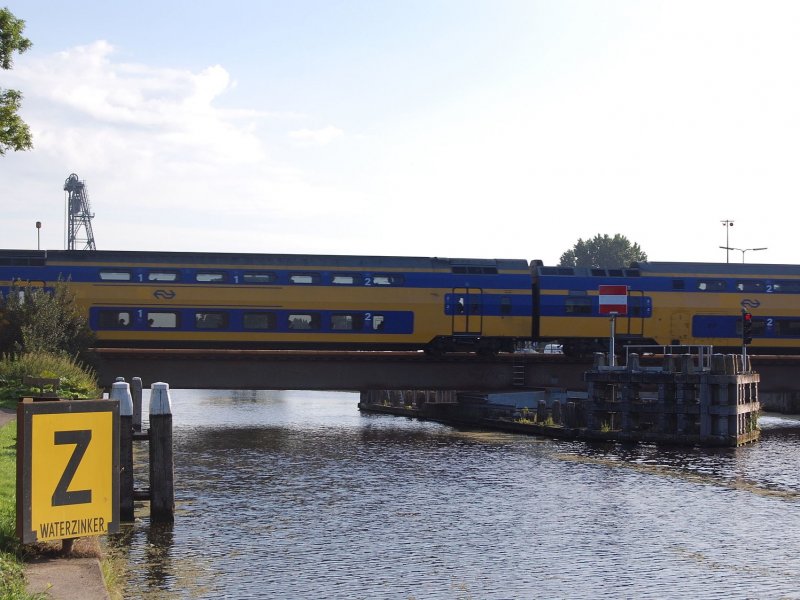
[0,249,530,270]
[534,261,800,278]
[632,261,800,276]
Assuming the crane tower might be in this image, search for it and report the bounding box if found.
[64,173,96,250]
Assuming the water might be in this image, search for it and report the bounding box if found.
[111,390,800,599]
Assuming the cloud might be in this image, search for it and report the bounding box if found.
[287,125,344,147]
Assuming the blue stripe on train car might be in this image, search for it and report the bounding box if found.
[90,307,416,334]
[3,265,532,289]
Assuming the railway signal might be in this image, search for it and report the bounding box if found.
[599,285,628,366]
[742,310,753,345]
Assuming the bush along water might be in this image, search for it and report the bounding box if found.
[0,351,100,409]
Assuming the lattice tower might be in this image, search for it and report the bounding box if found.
[64,173,96,250]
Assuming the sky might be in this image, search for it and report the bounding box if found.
[1,0,798,266]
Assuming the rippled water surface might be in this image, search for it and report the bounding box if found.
[111,390,800,599]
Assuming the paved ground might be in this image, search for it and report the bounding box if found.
[1,408,111,599]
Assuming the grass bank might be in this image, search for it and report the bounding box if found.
[0,352,121,599]
[0,420,38,600]
[0,351,100,410]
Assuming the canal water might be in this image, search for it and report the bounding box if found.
[111,389,800,599]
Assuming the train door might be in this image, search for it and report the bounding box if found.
[452,288,483,335]
[622,289,646,337]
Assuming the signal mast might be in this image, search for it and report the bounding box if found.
[64,173,96,250]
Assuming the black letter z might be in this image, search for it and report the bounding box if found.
[52,430,93,506]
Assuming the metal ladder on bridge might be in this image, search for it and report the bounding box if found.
[512,358,526,387]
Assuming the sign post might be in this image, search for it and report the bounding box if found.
[598,285,629,367]
[17,399,119,546]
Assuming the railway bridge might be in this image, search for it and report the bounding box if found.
[92,349,800,412]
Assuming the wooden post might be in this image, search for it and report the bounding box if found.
[131,377,143,432]
[149,382,175,523]
[111,381,135,522]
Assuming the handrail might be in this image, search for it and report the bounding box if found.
[624,344,715,370]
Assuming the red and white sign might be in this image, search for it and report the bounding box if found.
[598,285,628,315]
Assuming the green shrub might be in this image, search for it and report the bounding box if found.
[0,279,94,357]
[0,351,100,409]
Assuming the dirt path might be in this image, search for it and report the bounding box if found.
[0,407,15,428]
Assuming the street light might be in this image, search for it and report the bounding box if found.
[721,220,734,263]
[719,246,767,263]
[36,221,41,250]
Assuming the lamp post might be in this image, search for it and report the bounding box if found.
[721,220,734,263]
[36,221,41,250]
[719,246,767,263]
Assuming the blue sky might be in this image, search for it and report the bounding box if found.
[1,1,798,265]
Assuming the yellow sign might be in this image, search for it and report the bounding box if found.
[17,400,119,543]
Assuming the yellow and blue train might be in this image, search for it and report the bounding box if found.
[0,249,532,354]
[534,261,800,355]
[1,249,799,355]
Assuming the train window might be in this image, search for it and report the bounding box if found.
[196,272,227,283]
[148,271,178,282]
[565,297,592,314]
[672,280,685,290]
[289,273,321,285]
[242,272,278,284]
[451,266,498,274]
[557,268,574,275]
[371,274,404,286]
[99,270,131,281]
[501,297,512,316]
[195,311,228,330]
[696,280,726,291]
[288,313,320,330]
[624,269,640,277]
[773,280,800,293]
[243,312,276,330]
[736,280,765,292]
[776,320,800,336]
[331,314,365,331]
[98,310,131,329]
[591,269,606,276]
[146,311,179,328]
[540,267,559,275]
[332,274,363,285]
[372,314,385,331]
[608,269,623,277]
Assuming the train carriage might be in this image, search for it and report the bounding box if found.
[0,249,534,354]
[533,261,800,355]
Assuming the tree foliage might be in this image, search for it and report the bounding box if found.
[0,7,32,155]
[558,234,648,269]
[0,280,94,356]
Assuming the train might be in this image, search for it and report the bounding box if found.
[1,248,799,355]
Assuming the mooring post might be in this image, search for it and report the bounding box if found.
[131,377,143,432]
[149,382,175,523]
[111,381,135,522]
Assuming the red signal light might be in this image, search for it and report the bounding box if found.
[741,310,753,345]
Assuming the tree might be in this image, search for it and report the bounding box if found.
[559,234,647,268]
[0,280,94,356]
[0,7,32,155]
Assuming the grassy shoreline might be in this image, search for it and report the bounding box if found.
[0,351,123,599]
[0,419,35,600]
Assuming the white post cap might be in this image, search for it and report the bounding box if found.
[150,382,172,415]
[111,381,133,416]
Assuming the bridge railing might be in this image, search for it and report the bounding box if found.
[624,344,715,371]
